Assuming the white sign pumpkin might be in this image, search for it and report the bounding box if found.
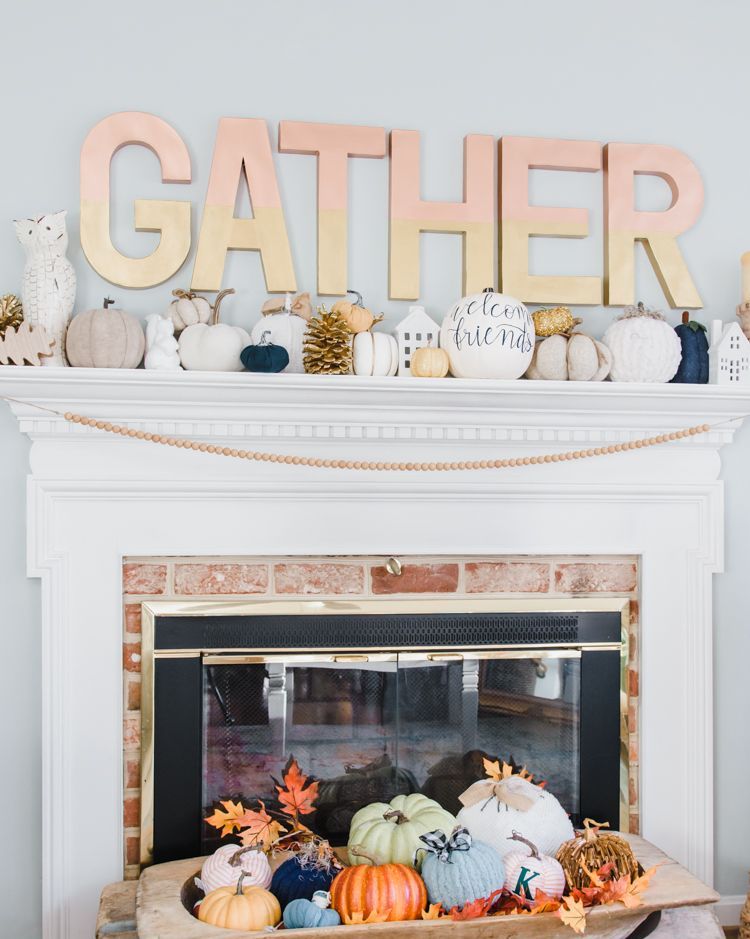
[440,289,534,379]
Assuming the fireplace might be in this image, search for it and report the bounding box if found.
[141,597,628,865]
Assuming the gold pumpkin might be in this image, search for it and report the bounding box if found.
[198,874,281,931]
[556,819,640,891]
[410,346,450,378]
[331,290,376,334]
[532,306,579,337]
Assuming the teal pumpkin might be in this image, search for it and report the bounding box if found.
[283,891,341,929]
[671,312,708,384]
[418,827,505,912]
[241,330,290,373]
[270,855,336,910]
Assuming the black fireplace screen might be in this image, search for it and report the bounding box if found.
[147,608,625,864]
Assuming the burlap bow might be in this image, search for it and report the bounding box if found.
[458,777,537,813]
[261,292,313,321]
[417,827,472,864]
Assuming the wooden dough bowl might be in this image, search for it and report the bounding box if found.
[136,834,718,939]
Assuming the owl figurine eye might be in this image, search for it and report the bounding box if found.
[13,218,38,247]
[35,210,68,248]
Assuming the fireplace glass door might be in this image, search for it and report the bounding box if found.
[201,649,580,854]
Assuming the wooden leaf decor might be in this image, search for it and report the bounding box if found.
[204,799,247,837]
[236,800,286,851]
[0,321,54,366]
[275,755,319,820]
[556,895,587,934]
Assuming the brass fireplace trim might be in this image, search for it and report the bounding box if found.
[139,596,630,867]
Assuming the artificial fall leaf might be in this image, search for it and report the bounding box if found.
[342,910,391,925]
[529,890,563,915]
[482,756,543,786]
[619,866,657,909]
[204,800,247,836]
[421,904,444,920]
[236,800,286,850]
[557,895,587,934]
[449,890,504,921]
[275,756,320,818]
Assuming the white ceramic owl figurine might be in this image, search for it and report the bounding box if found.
[14,211,76,366]
[145,314,181,370]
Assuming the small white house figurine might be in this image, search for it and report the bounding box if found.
[709,319,750,384]
[394,305,440,376]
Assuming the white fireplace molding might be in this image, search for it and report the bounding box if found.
[2,367,749,939]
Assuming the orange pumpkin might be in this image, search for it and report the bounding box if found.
[198,873,281,930]
[330,848,427,923]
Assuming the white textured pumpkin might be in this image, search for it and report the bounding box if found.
[526,333,612,381]
[179,289,250,372]
[502,833,566,900]
[166,289,213,334]
[440,288,534,379]
[200,844,272,894]
[456,776,573,861]
[250,311,306,373]
[603,303,682,382]
[348,793,457,867]
[352,331,398,376]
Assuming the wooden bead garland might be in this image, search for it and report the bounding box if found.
[53,409,712,471]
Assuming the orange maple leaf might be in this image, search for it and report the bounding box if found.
[529,890,563,915]
[619,866,657,909]
[557,895,587,934]
[236,800,286,850]
[421,904,444,920]
[483,757,543,786]
[449,890,504,921]
[342,910,391,925]
[204,800,246,837]
[275,756,319,818]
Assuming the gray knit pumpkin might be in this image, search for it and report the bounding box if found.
[418,827,505,911]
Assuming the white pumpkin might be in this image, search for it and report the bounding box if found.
[200,844,272,894]
[440,288,535,379]
[348,793,457,867]
[456,776,574,861]
[351,331,398,376]
[250,311,306,373]
[526,333,612,381]
[167,289,213,334]
[179,289,250,372]
[603,303,682,382]
[502,833,566,900]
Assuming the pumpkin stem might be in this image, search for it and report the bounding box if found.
[171,288,195,300]
[682,311,690,325]
[258,330,272,347]
[103,297,115,309]
[582,818,610,843]
[507,831,540,859]
[383,810,409,825]
[229,843,263,867]
[212,288,236,325]
[349,843,382,866]
[346,289,364,307]
[235,871,247,895]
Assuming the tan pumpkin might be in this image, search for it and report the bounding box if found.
[526,333,611,382]
[410,346,450,378]
[331,290,377,333]
[66,298,145,369]
[198,873,281,930]
[166,289,213,334]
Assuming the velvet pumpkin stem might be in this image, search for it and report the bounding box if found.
[508,831,540,858]
[212,288,236,325]
[346,289,364,307]
[383,810,409,825]
[172,288,197,300]
[349,844,382,866]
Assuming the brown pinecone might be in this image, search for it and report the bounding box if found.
[0,294,23,338]
[303,306,353,374]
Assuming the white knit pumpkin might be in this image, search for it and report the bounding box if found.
[526,333,612,381]
[456,776,574,860]
[200,844,272,894]
[603,303,682,382]
[250,311,306,373]
[502,833,566,900]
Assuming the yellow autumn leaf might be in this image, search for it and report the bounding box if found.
[422,904,444,920]
[204,800,246,837]
[343,910,392,925]
[557,895,587,934]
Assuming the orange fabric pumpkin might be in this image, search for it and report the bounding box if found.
[330,850,427,923]
[331,290,376,334]
[198,873,281,930]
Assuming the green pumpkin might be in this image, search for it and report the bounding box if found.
[348,793,456,868]
[418,827,505,911]
[283,891,341,929]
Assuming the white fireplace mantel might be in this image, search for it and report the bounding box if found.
[2,366,749,939]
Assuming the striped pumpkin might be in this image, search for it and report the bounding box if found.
[330,860,426,922]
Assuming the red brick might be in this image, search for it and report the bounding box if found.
[123,563,167,596]
[465,561,550,593]
[371,563,459,594]
[174,563,268,595]
[627,701,638,733]
[628,668,639,697]
[125,755,140,790]
[629,813,640,834]
[628,774,638,806]
[123,716,140,751]
[124,794,140,828]
[124,603,142,636]
[629,599,639,626]
[125,834,140,866]
[123,641,141,673]
[125,675,141,711]
[554,561,637,593]
[628,737,639,763]
[275,563,365,595]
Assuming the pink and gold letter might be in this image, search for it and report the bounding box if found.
[389,131,494,299]
[605,143,703,307]
[278,121,386,295]
[500,136,602,304]
[80,112,191,288]
[192,118,296,292]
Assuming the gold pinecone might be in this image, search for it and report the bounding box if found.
[532,306,579,337]
[303,306,353,374]
[0,294,23,338]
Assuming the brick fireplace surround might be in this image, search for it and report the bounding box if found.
[121,553,640,879]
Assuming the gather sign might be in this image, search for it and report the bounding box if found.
[80,112,704,308]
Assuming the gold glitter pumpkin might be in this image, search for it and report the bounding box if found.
[532,306,578,337]
[556,819,640,890]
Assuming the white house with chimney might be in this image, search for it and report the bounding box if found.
[709,319,750,384]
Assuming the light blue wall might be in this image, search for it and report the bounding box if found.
[1,1,749,935]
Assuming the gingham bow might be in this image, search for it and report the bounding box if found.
[418,827,472,863]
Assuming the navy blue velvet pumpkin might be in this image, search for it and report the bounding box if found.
[671,312,708,384]
[241,330,290,373]
[270,856,335,910]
